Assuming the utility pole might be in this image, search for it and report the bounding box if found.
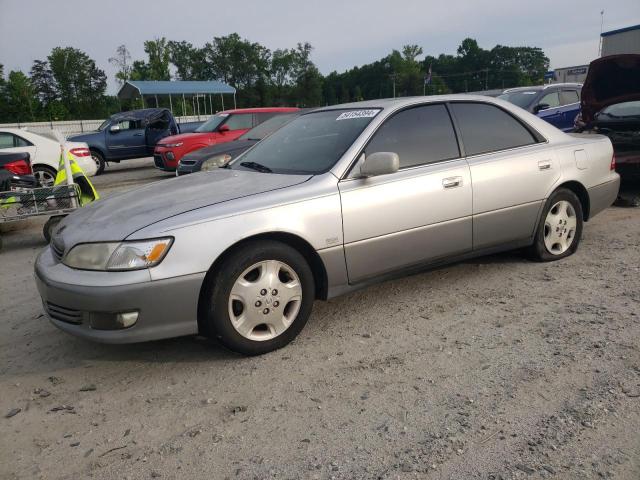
[389,73,397,98]
[485,69,489,90]
[598,10,605,57]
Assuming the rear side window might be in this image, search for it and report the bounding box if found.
[225,114,253,130]
[15,135,32,147]
[561,90,580,105]
[450,102,537,156]
[365,104,459,168]
[0,133,15,149]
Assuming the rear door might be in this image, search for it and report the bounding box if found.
[0,132,37,161]
[558,89,582,131]
[339,103,472,283]
[105,120,146,158]
[449,102,559,250]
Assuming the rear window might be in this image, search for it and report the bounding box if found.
[498,91,539,109]
[450,102,538,156]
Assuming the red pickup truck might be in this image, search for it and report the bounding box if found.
[153,107,298,171]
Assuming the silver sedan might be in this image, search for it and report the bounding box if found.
[35,96,620,355]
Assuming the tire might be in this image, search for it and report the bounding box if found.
[201,240,315,355]
[32,165,57,187]
[529,188,583,262]
[43,215,65,243]
[91,150,106,175]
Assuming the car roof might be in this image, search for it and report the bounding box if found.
[218,107,299,115]
[503,83,582,94]
[314,94,524,111]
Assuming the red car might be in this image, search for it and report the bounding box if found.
[153,107,298,171]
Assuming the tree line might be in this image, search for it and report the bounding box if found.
[0,35,549,123]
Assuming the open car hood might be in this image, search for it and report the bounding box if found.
[581,54,640,123]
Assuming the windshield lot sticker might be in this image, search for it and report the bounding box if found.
[336,110,378,121]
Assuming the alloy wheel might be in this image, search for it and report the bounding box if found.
[228,260,302,341]
[34,169,56,187]
[543,200,577,255]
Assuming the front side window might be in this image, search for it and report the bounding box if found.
[230,109,379,175]
[225,114,254,131]
[116,120,141,131]
[0,133,15,149]
[196,114,228,133]
[537,92,561,109]
[450,102,538,156]
[365,104,459,168]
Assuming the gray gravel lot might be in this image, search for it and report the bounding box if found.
[1,160,639,480]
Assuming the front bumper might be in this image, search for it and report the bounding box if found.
[176,160,199,176]
[34,247,204,343]
[153,150,178,171]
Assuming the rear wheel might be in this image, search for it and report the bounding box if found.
[91,150,106,175]
[529,188,583,261]
[33,165,57,187]
[201,240,315,355]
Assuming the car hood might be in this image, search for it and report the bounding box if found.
[181,139,258,163]
[157,132,216,145]
[68,131,100,142]
[581,54,640,123]
[54,169,312,247]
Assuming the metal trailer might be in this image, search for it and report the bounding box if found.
[0,149,79,252]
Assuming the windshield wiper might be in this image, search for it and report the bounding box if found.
[240,161,272,173]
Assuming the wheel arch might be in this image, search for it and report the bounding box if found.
[196,232,329,332]
[555,180,590,220]
[89,146,106,159]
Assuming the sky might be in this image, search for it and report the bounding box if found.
[1,0,639,94]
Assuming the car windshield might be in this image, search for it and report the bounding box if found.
[597,100,640,119]
[238,113,299,141]
[230,109,380,175]
[195,114,228,133]
[498,91,539,108]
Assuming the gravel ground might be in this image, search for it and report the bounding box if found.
[1,162,639,480]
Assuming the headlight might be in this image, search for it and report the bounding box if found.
[63,238,173,271]
[201,154,232,172]
[162,142,183,148]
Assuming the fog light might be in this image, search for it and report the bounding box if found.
[89,311,138,330]
[166,152,175,160]
[117,311,139,328]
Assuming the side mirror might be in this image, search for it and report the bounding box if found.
[534,103,550,114]
[358,152,399,178]
[218,124,230,133]
[109,124,121,133]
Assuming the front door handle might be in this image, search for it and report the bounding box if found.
[538,160,552,171]
[442,176,463,189]
[133,133,144,137]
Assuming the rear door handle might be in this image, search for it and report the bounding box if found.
[442,176,463,189]
[538,160,552,170]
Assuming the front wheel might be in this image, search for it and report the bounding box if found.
[529,188,583,262]
[201,241,315,355]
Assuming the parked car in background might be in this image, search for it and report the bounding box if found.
[0,152,38,189]
[575,54,640,180]
[153,107,299,171]
[176,111,306,175]
[498,83,582,131]
[36,96,619,355]
[68,108,202,175]
[0,128,95,186]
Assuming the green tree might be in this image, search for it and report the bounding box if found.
[167,40,208,80]
[5,71,36,122]
[144,38,171,80]
[109,44,133,85]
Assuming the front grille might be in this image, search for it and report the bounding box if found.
[45,301,83,325]
[50,242,64,262]
[153,154,165,168]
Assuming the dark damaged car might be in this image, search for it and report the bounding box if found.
[575,54,640,180]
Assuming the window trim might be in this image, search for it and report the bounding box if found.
[446,100,547,159]
[344,102,463,178]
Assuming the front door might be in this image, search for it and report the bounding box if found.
[339,104,473,283]
[105,120,147,158]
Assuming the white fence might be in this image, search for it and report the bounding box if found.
[0,115,205,136]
